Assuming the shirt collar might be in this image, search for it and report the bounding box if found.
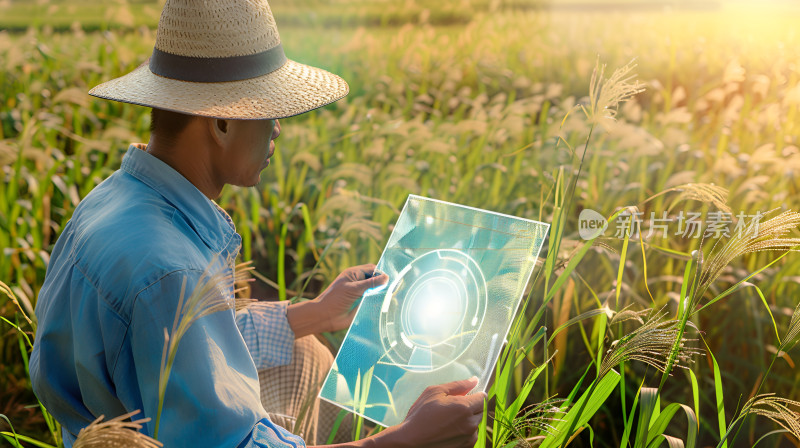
[120,144,241,255]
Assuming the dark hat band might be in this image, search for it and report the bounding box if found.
[149,44,287,83]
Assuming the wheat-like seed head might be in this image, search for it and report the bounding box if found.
[0,280,33,325]
[609,305,650,327]
[233,260,257,311]
[782,301,800,352]
[599,309,702,379]
[73,410,162,448]
[587,58,645,126]
[666,183,732,215]
[741,394,800,441]
[497,398,566,448]
[691,210,800,313]
[155,253,253,436]
[172,254,255,336]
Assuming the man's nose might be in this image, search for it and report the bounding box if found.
[272,119,281,140]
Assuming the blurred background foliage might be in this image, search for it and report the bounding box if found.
[1,0,800,446]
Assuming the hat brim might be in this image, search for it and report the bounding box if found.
[88,59,349,120]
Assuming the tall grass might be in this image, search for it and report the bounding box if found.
[2,1,800,446]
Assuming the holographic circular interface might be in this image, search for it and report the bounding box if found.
[379,249,488,372]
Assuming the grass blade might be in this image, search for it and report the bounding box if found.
[540,370,621,448]
[325,409,349,445]
[704,340,728,448]
[645,403,698,448]
[634,388,659,448]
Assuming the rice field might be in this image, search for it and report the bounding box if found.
[2,0,800,446]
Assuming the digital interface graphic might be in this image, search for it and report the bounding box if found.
[319,195,549,427]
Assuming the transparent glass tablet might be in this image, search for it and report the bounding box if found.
[319,195,549,427]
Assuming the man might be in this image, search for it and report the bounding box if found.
[29,0,485,447]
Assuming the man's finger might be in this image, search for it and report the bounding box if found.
[465,412,483,430]
[351,272,389,290]
[438,376,479,396]
[464,391,487,414]
[351,263,378,278]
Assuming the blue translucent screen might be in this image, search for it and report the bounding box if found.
[319,195,549,427]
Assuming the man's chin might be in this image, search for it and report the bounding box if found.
[239,174,263,188]
[234,164,269,188]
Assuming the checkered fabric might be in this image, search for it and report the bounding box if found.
[258,335,333,445]
[238,301,295,369]
[258,335,374,445]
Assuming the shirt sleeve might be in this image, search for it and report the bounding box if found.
[128,269,304,447]
[236,300,295,369]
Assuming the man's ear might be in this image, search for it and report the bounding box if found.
[209,118,230,150]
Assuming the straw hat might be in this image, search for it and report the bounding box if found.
[88,0,349,120]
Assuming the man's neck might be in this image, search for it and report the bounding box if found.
[146,129,223,200]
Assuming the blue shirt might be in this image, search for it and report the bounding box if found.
[30,144,306,447]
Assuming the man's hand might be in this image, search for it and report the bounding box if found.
[286,264,388,338]
[368,377,486,448]
[315,264,389,333]
[397,377,485,447]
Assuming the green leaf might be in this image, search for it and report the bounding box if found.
[705,340,727,448]
[633,388,659,448]
[493,333,519,445]
[649,394,661,431]
[688,369,700,431]
[645,403,697,448]
[616,214,633,308]
[619,379,645,448]
[694,250,793,315]
[540,370,621,448]
[0,316,32,348]
[325,409,349,445]
[646,434,685,448]
[547,308,610,346]
[515,325,547,367]
[740,282,780,345]
[17,329,30,377]
[0,432,57,448]
[277,222,288,301]
[476,393,488,448]
[563,364,593,409]
[1,434,24,448]
[677,256,694,319]
[646,244,692,259]
[543,238,591,304]
[0,415,21,448]
[592,312,608,378]
[495,359,551,444]
[753,430,790,447]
